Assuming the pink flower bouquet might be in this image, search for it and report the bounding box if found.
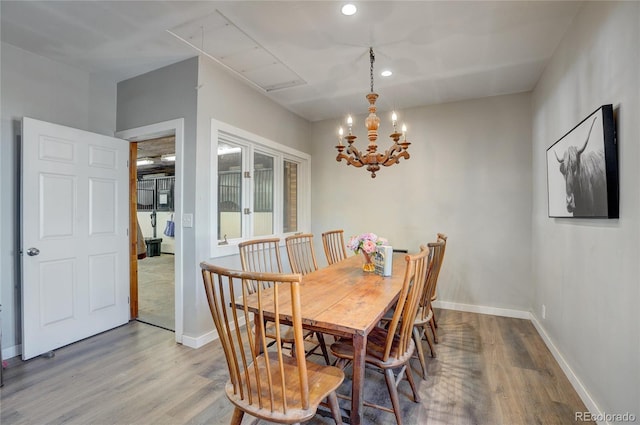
[347,232,388,254]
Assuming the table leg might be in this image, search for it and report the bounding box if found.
[252,314,263,355]
[350,333,366,425]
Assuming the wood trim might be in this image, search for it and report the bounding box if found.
[129,143,138,319]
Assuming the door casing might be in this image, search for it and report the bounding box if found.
[116,119,184,343]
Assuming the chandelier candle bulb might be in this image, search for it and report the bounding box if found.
[347,115,353,135]
[338,127,343,145]
[392,111,398,132]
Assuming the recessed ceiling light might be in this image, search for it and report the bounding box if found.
[341,4,357,16]
[381,70,393,77]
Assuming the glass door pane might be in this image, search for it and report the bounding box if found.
[217,143,242,242]
[253,152,274,236]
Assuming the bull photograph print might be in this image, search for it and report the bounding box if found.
[546,104,618,218]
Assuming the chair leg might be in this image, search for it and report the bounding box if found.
[335,357,350,370]
[432,307,438,328]
[424,323,436,358]
[384,368,403,425]
[412,326,428,379]
[404,364,421,403]
[429,316,438,343]
[230,407,244,425]
[316,332,331,365]
[327,391,343,425]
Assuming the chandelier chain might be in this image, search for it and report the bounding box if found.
[369,47,375,93]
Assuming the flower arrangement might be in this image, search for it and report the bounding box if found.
[348,233,387,272]
[347,232,388,254]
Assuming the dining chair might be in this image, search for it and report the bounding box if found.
[412,240,446,378]
[285,233,319,275]
[200,262,345,425]
[321,229,348,265]
[429,233,448,341]
[239,238,330,365]
[329,246,430,425]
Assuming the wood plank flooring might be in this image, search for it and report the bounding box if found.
[0,309,593,425]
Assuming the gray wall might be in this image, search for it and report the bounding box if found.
[310,93,533,311]
[117,56,311,341]
[0,42,117,356]
[531,1,640,418]
[116,57,199,338]
[193,57,312,338]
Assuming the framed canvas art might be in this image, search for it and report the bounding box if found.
[546,104,618,218]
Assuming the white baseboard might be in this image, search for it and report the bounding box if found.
[181,331,217,349]
[435,301,607,425]
[433,300,532,320]
[181,316,246,349]
[529,316,608,425]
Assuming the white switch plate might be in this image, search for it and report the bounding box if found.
[182,213,193,228]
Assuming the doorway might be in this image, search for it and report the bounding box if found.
[116,119,184,343]
[135,137,175,330]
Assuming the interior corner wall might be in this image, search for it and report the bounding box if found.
[0,42,117,357]
[193,57,312,338]
[310,92,533,312]
[116,56,199,337]
[531,1,640,418]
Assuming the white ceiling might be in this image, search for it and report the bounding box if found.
[0,1,583,122]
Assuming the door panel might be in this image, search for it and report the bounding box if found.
[22,117,130,360]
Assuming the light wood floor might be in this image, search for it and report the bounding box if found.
[0,309,593,425]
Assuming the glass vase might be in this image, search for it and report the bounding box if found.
[362,252,375,272]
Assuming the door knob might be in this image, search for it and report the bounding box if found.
[26,247,40,256]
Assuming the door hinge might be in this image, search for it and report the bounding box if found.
[244,171,251,178]
[243,208,251,215]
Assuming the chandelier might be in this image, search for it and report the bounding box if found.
[335,47,411,178]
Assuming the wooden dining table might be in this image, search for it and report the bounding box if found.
[233,252,409,425]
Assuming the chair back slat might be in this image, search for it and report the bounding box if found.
[200,262,308,415]
[285,234,319,275]
[382,246,430,361]
[322,229,348,265]
[239,238,283,293]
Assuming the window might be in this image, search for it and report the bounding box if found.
[212,120,310,257]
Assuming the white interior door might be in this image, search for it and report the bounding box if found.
[21,117,130,360]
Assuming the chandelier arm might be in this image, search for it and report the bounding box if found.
[336,144,367,167]
[336,153,366,168]
[374,143,405,164]
[381,151,410,167]
[347,144,366,162]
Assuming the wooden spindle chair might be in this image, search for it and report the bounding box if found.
[284,234,331,364]
[239,238,329,363]
[429,233,448,341]
[321,229,348,265]
[200,262,344,425]
[285,234,319,275]
[329,246,430,425]
[412,240,445,378]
